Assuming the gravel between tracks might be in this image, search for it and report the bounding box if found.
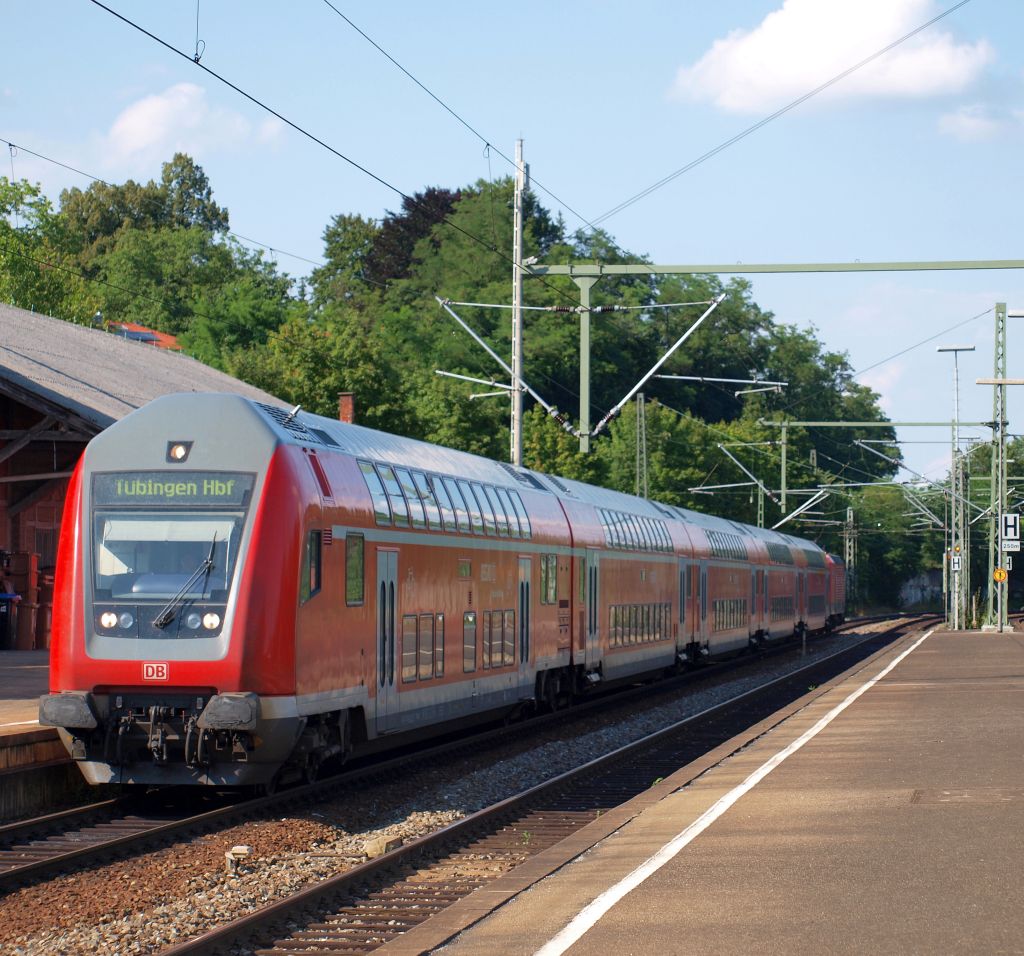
[1,623,907,955]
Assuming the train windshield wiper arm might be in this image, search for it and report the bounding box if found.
[153,535,217,629]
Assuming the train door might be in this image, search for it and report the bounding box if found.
[586,548,600,670]
[375,549,398,734]
[678,559,687,648]
[518,557,531,684]
[699,560,708,645]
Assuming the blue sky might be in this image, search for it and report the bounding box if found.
[4,0,1023,483]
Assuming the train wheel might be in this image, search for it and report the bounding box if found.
[249,771,281,799]
[302,754,323,786]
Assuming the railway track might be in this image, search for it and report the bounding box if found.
[159,615,932,956]
[0,615,920,898]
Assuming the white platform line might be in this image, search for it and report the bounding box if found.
[534,628,935,956]
[0,719,39,728]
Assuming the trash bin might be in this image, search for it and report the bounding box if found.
[0,596,15,650]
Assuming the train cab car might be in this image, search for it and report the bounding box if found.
[40,394,576,786]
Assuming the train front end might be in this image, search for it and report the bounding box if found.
[40,393,300,787]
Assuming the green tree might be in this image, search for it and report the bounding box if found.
[0,177,98,321]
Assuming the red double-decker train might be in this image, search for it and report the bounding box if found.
[40,393,844,788]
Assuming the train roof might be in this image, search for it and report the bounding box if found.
[242,396,825,554]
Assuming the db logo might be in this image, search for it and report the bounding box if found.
[143,662,169,681]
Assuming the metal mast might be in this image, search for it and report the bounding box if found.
[937,344,975,630]
[635,393,648,498]
[986,304,1007,627]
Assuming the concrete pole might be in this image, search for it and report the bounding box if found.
[574,277,599,453]
[510,139,526,466]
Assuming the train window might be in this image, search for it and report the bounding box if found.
[457,479,485,534]
[402,615,418,683]
[463,611,477,672]
[679,568,686,624]
[495,487,520,537]
[435,614,445,678]
[509,491,532,539]
[540,554,557,604]
[375,465,410,527]
[419,613,434,680]
[609,605,618,647]
[482,611,495,669]
[412,471,442,530]
[427,475,455,530]
[502,609,515,666]
[442,478,471,532]
[485,485,510,537]
[631,516,647,550]
[300,531,322,604]
[638,518,653,551]
[598,509,611,546]
[607,513,621,549]
[345,534,364,606]
[359,461,392,525]
[471,482,497,535]
[395,468,426,529]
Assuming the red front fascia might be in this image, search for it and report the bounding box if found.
[50,459,84,692]
[49,448,308,697]
[225,446,305,694]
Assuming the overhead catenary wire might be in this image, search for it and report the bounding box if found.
[0,136,332,274]
[315,0,611,246]
[85,0,582,311]
[592,0,975,225]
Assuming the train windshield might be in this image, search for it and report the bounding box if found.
[93,515,243,599]
[90,471,254,601]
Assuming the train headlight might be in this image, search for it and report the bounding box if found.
[100,611,118,629]
[185,612,202,630]
[202,612,221,630]
[118,612,135,629]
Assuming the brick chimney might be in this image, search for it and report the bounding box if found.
[338,392,356,424]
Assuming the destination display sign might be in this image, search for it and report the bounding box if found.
[93,472,255,507]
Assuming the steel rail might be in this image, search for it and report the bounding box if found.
[163,616,936,956]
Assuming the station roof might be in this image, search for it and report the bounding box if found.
[0,304,286,436]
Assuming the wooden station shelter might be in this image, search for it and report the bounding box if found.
[0,303,285,648]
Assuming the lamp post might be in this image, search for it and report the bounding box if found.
[937,345,975,630]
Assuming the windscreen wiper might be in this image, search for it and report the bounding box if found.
[153,535,217,629]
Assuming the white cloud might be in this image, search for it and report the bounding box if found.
[858,360,904,413]
[257,117,285,145]
[672,0,993,114]
[938,105,1007,141]
[101,83,268,170]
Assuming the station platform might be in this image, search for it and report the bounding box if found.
[424,628,1024,956]
[0,650,83,820]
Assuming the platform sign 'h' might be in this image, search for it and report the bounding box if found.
[1002,513,1020,542]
